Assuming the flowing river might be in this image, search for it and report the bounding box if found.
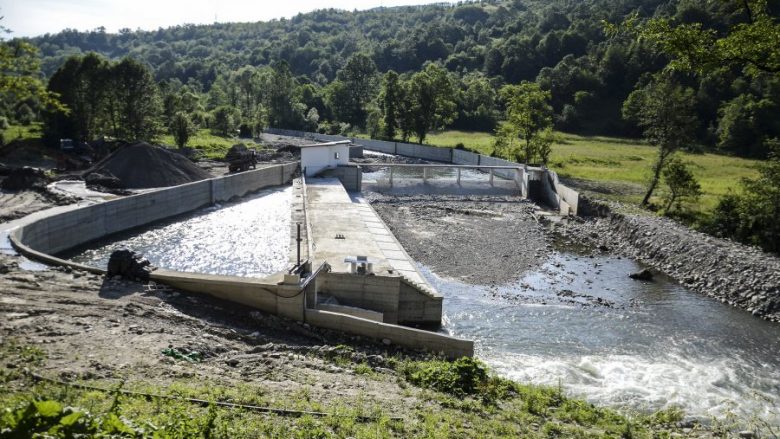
[426,250,780,424]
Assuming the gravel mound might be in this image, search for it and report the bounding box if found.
[85,142,211,189]
[556,212,780,323]
[0,167,50,190]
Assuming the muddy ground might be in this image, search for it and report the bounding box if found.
[0,250,427,416]
[367,193,551,285]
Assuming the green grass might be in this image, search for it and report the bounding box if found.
[423,130,760,212]
[1,123,44,145]
[1,340,694,438]
[157,129,262,160]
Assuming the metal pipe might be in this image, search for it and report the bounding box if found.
[296,223,302,267]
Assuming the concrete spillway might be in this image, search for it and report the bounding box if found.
[304,178,442,326]
[8,164,472,358]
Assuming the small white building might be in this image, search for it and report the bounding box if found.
[300,140,351,177]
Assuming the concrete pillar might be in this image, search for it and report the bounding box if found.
[457,168,461,185]
[423,167,428,184]
[389,167,394,187]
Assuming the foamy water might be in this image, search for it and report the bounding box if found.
[425,252,780,425]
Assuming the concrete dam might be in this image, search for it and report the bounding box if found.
[9,160,475,358]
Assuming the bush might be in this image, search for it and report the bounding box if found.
[662,158,701,212]
[400,357,516,403]
[703,139,780,253]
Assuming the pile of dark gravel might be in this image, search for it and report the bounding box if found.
[84,142,211,189]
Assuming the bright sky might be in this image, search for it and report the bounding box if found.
[1,0,453,38]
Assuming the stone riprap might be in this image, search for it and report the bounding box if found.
[556,212,780,323]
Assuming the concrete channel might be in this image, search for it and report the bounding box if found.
[8,162,474,358]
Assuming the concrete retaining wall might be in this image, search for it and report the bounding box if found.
[11,163,298,266]
[321,165,362,192]
[399,279,443,325]
[320,272,401,323]
[150,269,297,315]
[452,149,480,165]
[305,309,473,358]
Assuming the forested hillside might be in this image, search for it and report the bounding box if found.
[20,0,780,158]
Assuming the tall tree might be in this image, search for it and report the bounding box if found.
[265,62,304,129]
[44,53,111,143]
[333,53,378,128]
[495,81,553,165]
[110,58,162,140]
[406,63,457,144]
[379,70,400,139]
[169,111,194,148]
[1,36,65,142]
[622,78,698,206]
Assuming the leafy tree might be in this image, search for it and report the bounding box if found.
[495,82,553,165]
[717,93,778,157]
[379,70,401,139]
[169,111,194,148]
[333,53,378,128]
[211,105,239,137]
[708,139,780,252]
[622,78,698,206]
[406,63,457,144]
[662,158,702,211]
[109,58,162,140]
[0,39,65,119]
[45,53,110,143]
[618,0,780,77]
[455,74,498,131]
[265,62,305,129]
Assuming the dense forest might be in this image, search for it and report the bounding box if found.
[6,0,779,159]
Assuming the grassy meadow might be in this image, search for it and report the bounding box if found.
[425,130,760,212]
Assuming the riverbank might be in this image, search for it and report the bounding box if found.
[0,248,692,437]
[553,204,780,323]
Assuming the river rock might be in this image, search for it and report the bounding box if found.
[557,201,780,323]
[629,269,654,281]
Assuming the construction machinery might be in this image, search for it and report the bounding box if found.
[226,144,257,172]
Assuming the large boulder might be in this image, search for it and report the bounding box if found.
[629,268,654,281]
[107,249,154,281]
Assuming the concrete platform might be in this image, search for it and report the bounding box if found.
[306,178,435,291]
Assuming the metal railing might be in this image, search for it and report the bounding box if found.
[370,163,526,189]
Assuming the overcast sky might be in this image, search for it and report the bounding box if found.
[1,0,453,38]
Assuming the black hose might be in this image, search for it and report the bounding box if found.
[27,372,401,422]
